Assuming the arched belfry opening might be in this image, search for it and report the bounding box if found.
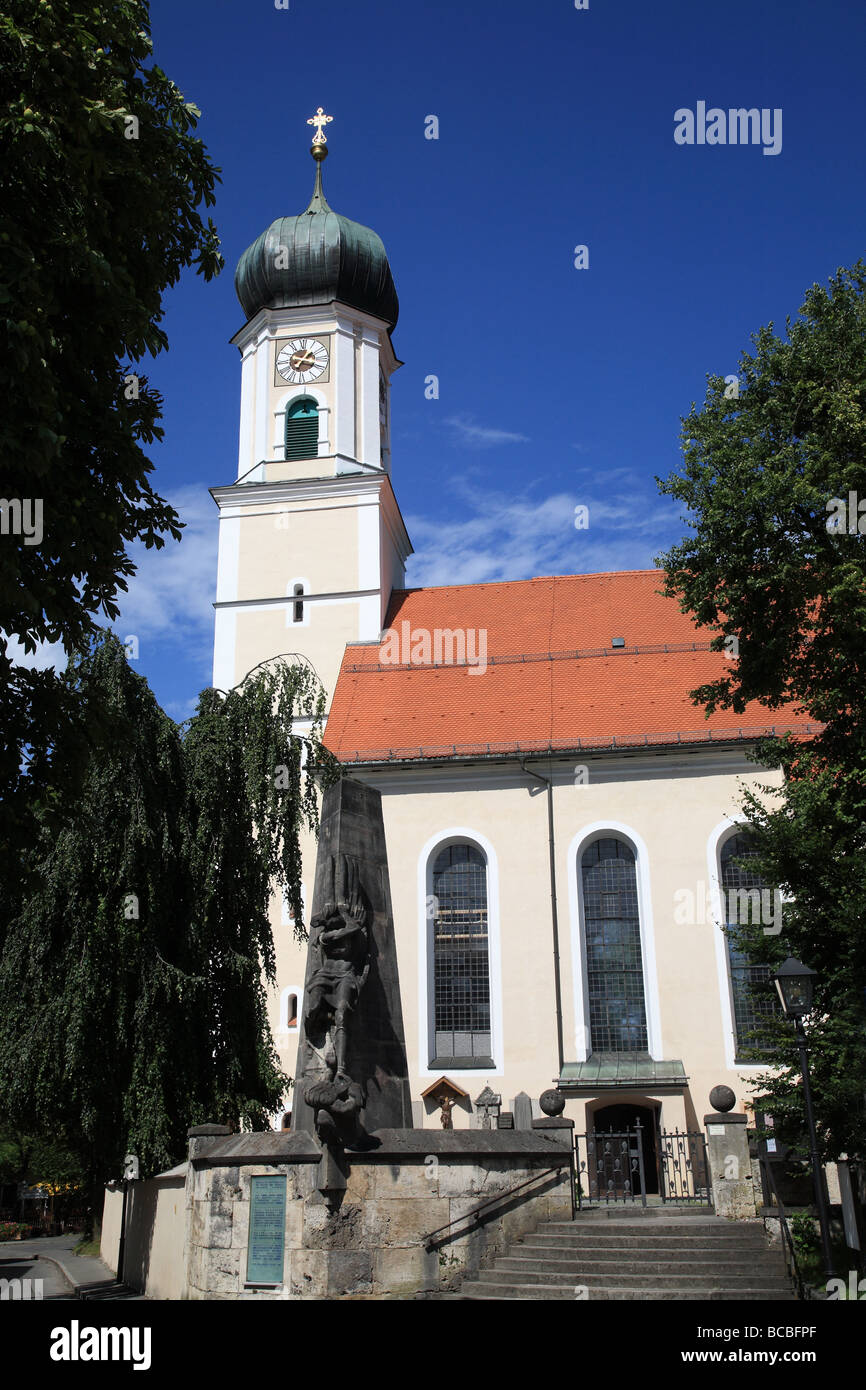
[284,397,319,461]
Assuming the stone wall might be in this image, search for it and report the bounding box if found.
[125,1166,187,1301]
[100,1165,188,1299]
[185,1128,573,1300]
[100,1184,124,1274]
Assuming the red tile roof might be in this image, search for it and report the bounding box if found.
[324,572,816,764]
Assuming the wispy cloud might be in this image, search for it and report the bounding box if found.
[115,484,217,677]
[5,486,217,686]
[163,695,200,724]
[445,414,530,449]
[4,634,67,672]
[404,478,680,588]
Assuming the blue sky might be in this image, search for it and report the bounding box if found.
[98,0,866,719]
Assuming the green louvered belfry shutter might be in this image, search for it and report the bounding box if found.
[285,397,318,461]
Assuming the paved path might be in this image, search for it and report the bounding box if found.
[1,1234,146,1299]
[0,1244,73,1300]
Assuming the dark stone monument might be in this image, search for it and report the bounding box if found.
[513,1092,533,1131]
[474,1085,501,1130]
[292,778,413,1144]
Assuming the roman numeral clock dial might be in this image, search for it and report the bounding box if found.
[276,337,329,384]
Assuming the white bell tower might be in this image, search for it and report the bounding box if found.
[211,111,412,708]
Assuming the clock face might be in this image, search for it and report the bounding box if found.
[276,337,329,384]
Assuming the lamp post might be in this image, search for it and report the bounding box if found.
[772,958,835,1279]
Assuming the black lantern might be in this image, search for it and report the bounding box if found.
[770,956,834,1278]
[772,957,816,1018]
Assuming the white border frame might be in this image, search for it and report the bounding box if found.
[416,827,503,1079]
[567,821,663,1063]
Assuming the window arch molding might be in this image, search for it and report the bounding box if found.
[416,828,503,1079]
[707,816,780,1072]
[566,822,663,1064]
[272,385,329,459]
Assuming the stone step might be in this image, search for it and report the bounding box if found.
[459,1281,795,1301]
[519,1248,770,1265]
[525,1232,768,1249]
[479,1266,789,1291]
[498,1256,785,1279]
[517,1245,767,1267]
[546,1217,756,1230]
[532,1238,768,1252]
[571,1207,716,1219]
[448,1213,797,1303]
[542,1223,767,1234]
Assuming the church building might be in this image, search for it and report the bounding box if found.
[210,115,811,1182]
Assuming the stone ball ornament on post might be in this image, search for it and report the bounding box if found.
[708,1084,736,1114]
[771,957,835,1280]
[539,1089,566,1117]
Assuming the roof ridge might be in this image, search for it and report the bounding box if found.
[324,724,821,766]
[391,569,664,596]
[340,640,715,669]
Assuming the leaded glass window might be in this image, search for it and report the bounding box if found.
[431,842,492,1066]
[721,832,779,1061]
[581,837,648,1053]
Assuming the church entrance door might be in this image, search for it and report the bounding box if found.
[591,1102,660,1196]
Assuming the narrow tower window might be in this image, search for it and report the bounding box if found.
[292,583,304,623]
[284,396,318,461]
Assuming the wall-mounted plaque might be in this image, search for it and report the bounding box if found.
[246,1174,287,1285]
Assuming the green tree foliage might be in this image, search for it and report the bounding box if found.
[657,261,866,1157]
[0,635,337,1203]
[0,1126,83,1194]
[0,1,222,859]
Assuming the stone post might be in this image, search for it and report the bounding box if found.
[704,1085,756,1219]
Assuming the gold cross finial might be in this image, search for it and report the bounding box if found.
[307,107,333,146]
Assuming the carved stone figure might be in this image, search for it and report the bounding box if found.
[292,777,414,1147]
[301,854,370,1144]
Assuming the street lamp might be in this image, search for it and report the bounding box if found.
[771,958,835,1279]
[772,957,816,1017]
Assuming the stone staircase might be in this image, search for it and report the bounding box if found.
[454,1210,797,1300]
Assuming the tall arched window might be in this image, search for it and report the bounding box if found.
[430,842,492,1067]
[284,397,318,461]
[581,837,648,1053]
[720,832,779,1061]
[292,583,304,623]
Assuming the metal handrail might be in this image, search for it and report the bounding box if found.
[760,1156,806,1300]
[422,1163,568,1250]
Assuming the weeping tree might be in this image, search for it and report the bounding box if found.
[0,633,338,1218]
[0,0,224,874]
[656,260,866,1158]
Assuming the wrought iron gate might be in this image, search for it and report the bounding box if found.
[574,1123,712,1208]
[657,1128,711,1205]
[575,1125,648,1207]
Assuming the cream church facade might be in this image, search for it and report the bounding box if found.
[210,122,810,1174]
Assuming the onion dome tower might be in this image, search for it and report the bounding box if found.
[235,130,398,329]
[211,107,411,704]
